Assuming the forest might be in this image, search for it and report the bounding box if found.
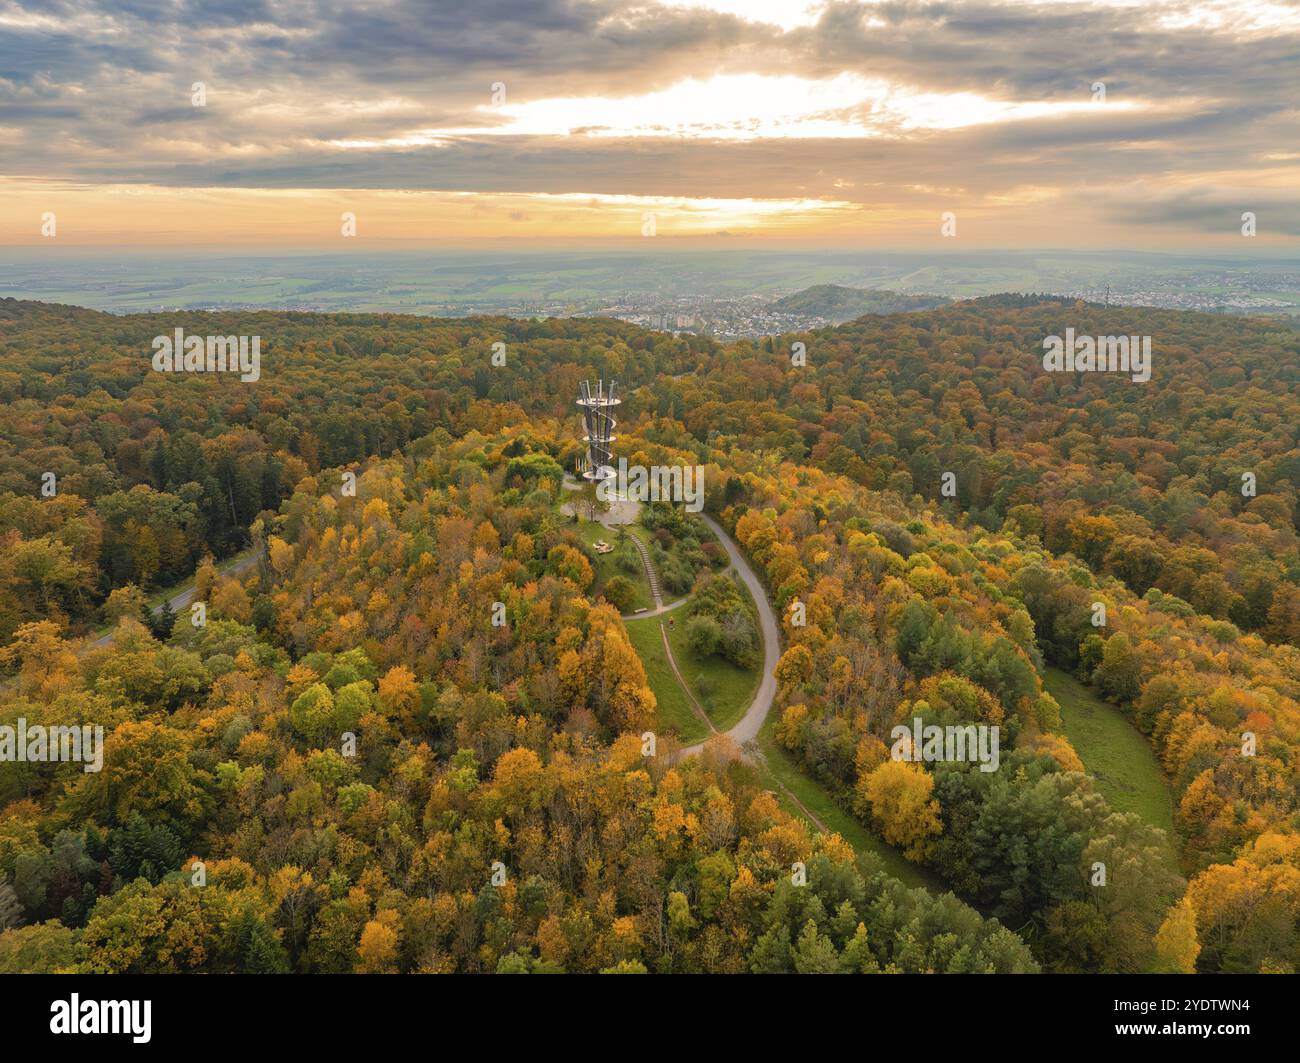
[0,295,1297,974]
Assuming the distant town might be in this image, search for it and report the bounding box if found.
[2,251,1297,337]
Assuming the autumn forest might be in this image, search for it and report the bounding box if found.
[1,294,1298,977]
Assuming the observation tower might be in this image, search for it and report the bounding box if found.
[577,378,619,482]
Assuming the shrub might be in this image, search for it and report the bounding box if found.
[603,575,638,613]
[685,615,723,658]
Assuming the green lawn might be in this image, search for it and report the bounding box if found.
[1046,666,1176,838]
[623,570,762,742]
[566,517,654,613]
[756,710,942,892]
[623,614,710,743]
[663,604,759,731]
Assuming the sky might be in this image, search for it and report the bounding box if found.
[1,0,1297,249]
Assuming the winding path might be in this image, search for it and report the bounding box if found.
[679,513,780,759]
[666,516,835,835]
[578,498,779,760]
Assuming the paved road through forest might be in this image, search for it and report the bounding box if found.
[90,551,262,649]
[680,513,779,758]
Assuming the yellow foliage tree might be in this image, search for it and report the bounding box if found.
[356,909,400,974]
[211,577,252,622]
[859,759,942,863]
[1153,896,1200,973]
[377,664,418,716]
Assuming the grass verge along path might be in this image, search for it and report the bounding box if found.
[624,614,710,743]
[1047,666,1175,838]
[660,573,761,732]
[756,710,942,892]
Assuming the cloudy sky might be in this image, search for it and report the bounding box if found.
[1,0,1297,248]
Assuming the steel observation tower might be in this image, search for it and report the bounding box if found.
[577,378,619,482]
